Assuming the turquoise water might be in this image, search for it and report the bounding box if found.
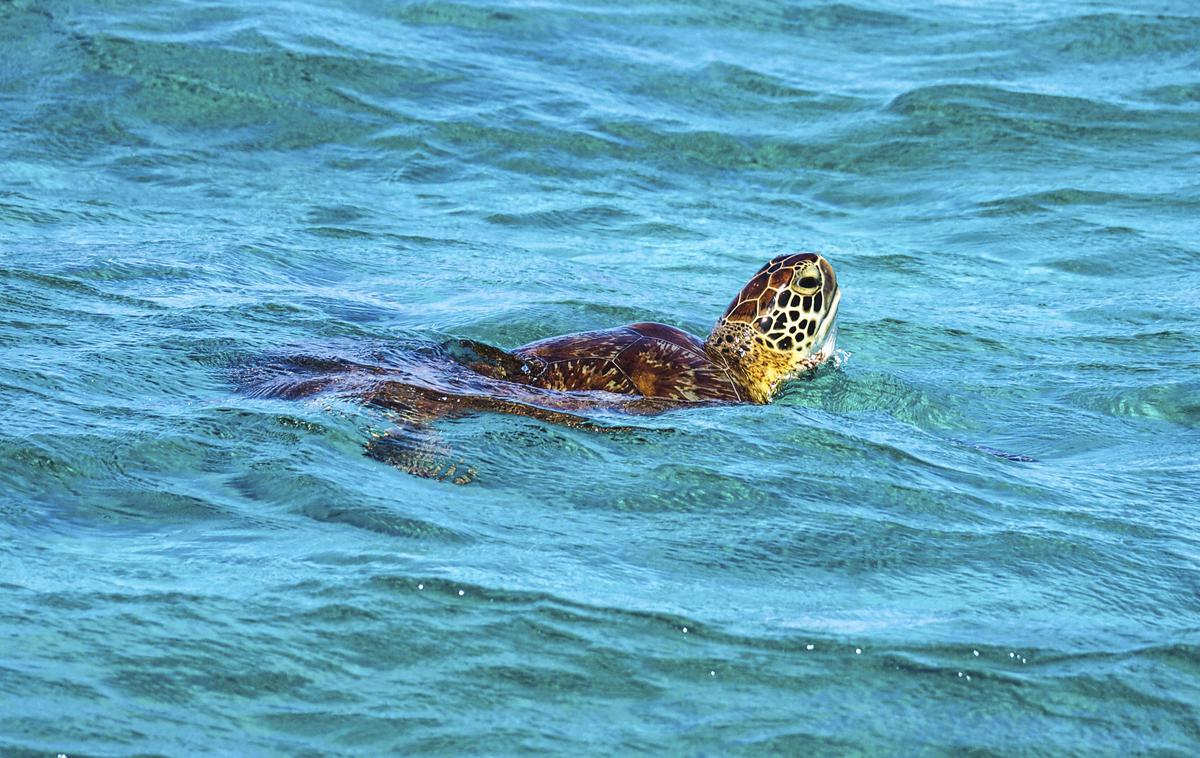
[3,0,1200,752]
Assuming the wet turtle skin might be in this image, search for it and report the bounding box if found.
[506,322,745,403]
[241,252,843,482]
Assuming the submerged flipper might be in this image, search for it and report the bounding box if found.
[365,426,477,485]
[236,345,666,485]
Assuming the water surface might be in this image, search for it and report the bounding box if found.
[2,0,1199,753]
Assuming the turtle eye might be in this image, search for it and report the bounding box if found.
[793,276,820,291]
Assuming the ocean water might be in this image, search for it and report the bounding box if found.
[3,0,1199,753]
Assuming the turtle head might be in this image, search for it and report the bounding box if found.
[704,252,841,403]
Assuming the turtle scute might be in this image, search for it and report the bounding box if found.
[512,323,741,403]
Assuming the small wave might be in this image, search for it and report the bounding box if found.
[298,501,473,541]
[1062,382,1200,428]
[981,187,1200,213]
[1138,82,1200,106]
[887,83,1144,140]
[485,204,638,230]
[783,3,925,32]
[1027,12,1200,62]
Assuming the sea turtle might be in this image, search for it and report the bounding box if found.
[243,252,842,482]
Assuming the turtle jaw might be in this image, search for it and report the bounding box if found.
[807,285,841,366]
[744,278,840,395]
[768,278,840,378]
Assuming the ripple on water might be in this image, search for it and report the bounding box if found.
[3,0,1200,754]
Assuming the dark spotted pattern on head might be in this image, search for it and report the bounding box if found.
[727,299,758,321]
[709,252,839,358]
[704,252,840,402]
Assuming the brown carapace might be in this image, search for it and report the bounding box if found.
[242,252,841,482]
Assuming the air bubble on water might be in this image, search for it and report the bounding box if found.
[957,672,963,677]
[682,627,688,633]
[710,671,715,676]
[806,644,814,651]
[855,648,862,654]
[417,584,424,590]
[458,590,464,596]
[1009,652,1015,658]
[973,650,979,657]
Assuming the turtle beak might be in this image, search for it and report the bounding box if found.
[811,285,841,363]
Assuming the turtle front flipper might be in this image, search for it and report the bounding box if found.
[360,389,646,485]
[365,426,477,485]
[356,381,483,484]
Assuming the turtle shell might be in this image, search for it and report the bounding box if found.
[512,322,742,403]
